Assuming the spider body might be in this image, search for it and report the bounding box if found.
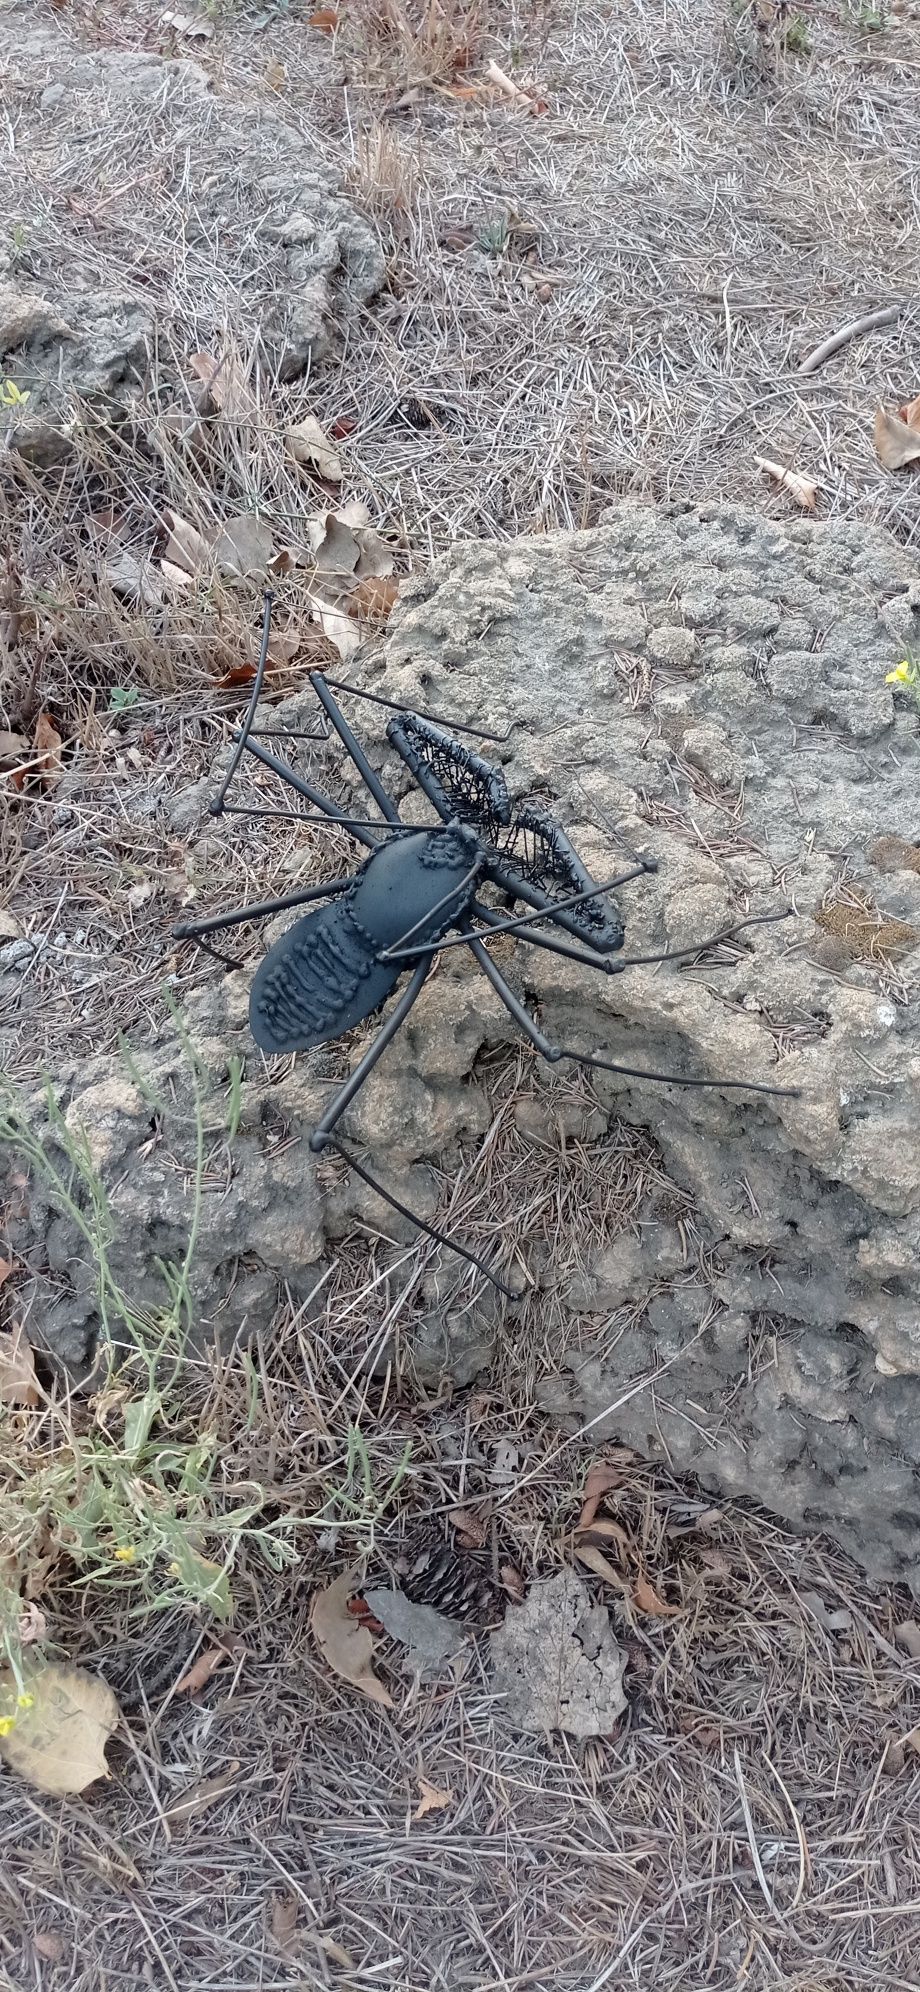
[250,822,483,1056]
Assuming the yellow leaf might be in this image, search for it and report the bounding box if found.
[753,455,819,512]
[0,1664,120,1795]
[287,415,344,483]
[414,1776,453,1820]
[310,1573,394,1708]
[874,405,920,472]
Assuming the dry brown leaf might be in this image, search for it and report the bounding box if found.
[874,404,920,472]
[287,414,344,483]
[351,574,401,625]
[753,455,819,512]
[897,392,920,429]
[576,1517,632,1559]
[578,1460,625,1529]
[449,1504,489,1548]
[414,1777,453,1820]
[0,730,28,763]
[264,56,287,91]
[269,1892,300,1954]
[309,593,361,664]
[0,1664,120,1795]
[573,1540,629,1591]
[0,1255,12,1287]
[214,513,275,578]
[310,1572,394,1708]
[189,348,259,422]
[159,557,196,594]
[174,1642,238,1696]
[32,1932,65,1964]
[500,1562,526,1601]
[308,6,339,27]
[0,1324,40,1407]
[33,712,63,788]
[632,1574,681,1618]
[163,1762,241,1821]
[161,508,211,577]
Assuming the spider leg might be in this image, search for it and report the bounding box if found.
[174,876,352,944]
[309,671,402,825]
[308,962,515,1297]
[471,900,617,973]
[224,734,381,849]
[309,956,433,1148]
[461,925,800,1100]
[318,676,512,743]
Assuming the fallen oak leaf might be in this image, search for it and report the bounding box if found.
[578,1460,626,1531]
[874,404,920,472]
[287,414,344,483]
[310,1572,394,1707]
[632,1573,681,1618]
[308,593,361,664]
[414,1776,453,1820]
[897,392,920,429]
[308,6,339,27]
[0,1323,40,1407]
[754,455,819,512]
[160,508,211,577]
[0,1664,120,1795]
[174,1638,242,1697]
[189,349,259,423]
[351,574,401,625]
[575,1517,632,1559]
[33,712,63,788]
[213,513,275,579]
[573,1540,630,1593]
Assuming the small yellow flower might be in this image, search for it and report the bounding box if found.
[16,1692,33,1709]
[886,660,916,685]
[167,1561,181,1577]
[113,1544,136,1563]
[0,1716,16,1737]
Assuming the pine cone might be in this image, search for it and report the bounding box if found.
[394,1528,505,1628]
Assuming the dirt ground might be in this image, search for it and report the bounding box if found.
[3,1,920,1988]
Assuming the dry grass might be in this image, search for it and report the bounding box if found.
[4,0,920,1985]
[4,1313,920,1991]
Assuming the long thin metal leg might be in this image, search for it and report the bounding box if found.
[322,1137,514,1297]
[309,957,433,1149]
[463,928,799,1099]
[471,901,616,974]
[309,672,402,825]
[319,676,513,743]
[174,876,351,943]
[211,592,275,813]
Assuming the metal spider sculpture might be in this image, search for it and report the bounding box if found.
[175,597,797,1293]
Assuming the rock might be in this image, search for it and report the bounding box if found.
[1,33,383,444]
[489,1569,627,1737]
[7,499,920,1594]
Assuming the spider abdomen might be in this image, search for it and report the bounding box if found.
[249,824,481,1055]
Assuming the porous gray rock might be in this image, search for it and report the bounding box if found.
[7,499,920,1594]
[0,35,383,457]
